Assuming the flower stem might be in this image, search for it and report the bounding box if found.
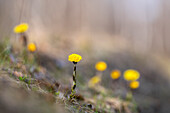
[70,64,77,98]
[20,33,28,47]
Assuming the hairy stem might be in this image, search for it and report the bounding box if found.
[70,64,76,98]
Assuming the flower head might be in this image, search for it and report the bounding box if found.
[14,23,29,33]
[88,75,101,88]
[129,81,140,89]
[110,69,121,80]
[95,61,107,71]
[28,43,36,52]
[68,54,82,63]
[123,69,140,81]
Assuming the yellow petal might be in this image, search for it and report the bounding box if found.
[123,69,140,81]
[110,69,121,79]
[95,61,107,71]
[129,81,140,89]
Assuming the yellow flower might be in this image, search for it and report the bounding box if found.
[129,81,140,89]
[68,54,82,63]
[123,69,140,81]
[110,69,121,79]
[28,43,36,52]
[14,23,29,33]
[95,61,107,71]
[88,75,101,88]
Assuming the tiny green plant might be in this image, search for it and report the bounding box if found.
[68,53,82,99]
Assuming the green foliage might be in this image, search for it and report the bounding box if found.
[126,91,133,101]
[0,39,11,66]
[55,91,60,96]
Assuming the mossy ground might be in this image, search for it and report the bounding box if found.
[0,39,138,113]
[2,37,170,113]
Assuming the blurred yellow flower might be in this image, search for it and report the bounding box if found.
[110,69,121,79]
[14,23,29,33]
[68,54,82,63]
[95,61,107,71]
[88,75,101,87]
[129,81,140,89]
[123,69,140,81]
[28,43,36,52]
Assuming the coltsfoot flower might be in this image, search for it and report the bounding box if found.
[68,54,82,63]
[27,43,36,52]
[123,69,140,81]
[68,53,82,99]
[88,75,101,88]
[95,61,107,71]
[129,81,140,89]
[110,69,121,80]
[14,23,29,33]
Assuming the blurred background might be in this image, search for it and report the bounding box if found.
[0,0,170,113]
[1,0,170,55]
